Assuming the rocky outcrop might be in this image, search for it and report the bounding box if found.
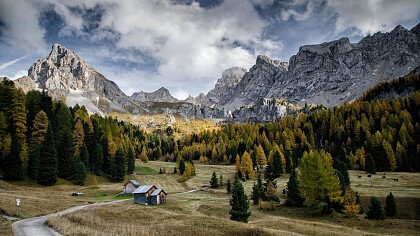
[26,44,145,114]
[13,76,37,93]
[184,93,210,106]
[206,67,246,106]
[131,87,178,103]
[266,24,420,107]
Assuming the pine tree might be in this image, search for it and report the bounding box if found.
[251,172,264,205]
[73,160,87,185]
[219,175,224,187]
[365,153,376,174]
[385,192,397,217]
[110,148,126,182]
[271,149,283,178]
[226,178,231,194]
[28,144,41,181]
[80,143,89,171]
[334,160,350,194]
[366,196,385,220]
[92,142,104,176]
[229,179,251,223]
[38,126,57,186]
[179,159,185,174]
[210,171,219,188]
[4,137,23,180]
[57,128,75,180]
[126,147,135,174]
[286,168,304,207]
[299,150,343,213]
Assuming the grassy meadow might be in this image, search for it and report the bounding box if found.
[44,161,420,236]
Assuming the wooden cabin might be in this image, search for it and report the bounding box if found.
[123,180,141,194]
[150,189,167,205]
[133,185,158,204]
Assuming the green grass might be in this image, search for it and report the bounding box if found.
[135,165,158,175]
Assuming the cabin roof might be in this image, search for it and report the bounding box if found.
[125,180,140,187]
[150,189,167,196]
[133,185,157,194]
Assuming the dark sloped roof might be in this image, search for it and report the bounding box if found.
[133,185,156,194]
[151,188,167,196]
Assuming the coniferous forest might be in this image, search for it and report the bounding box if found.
[1,73,419,186]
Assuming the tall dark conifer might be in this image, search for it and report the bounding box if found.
[38,126,57,186]
[229,179,251,223]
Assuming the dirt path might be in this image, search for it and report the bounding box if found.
[12,199,132,236]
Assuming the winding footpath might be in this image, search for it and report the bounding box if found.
[12,199,132,236]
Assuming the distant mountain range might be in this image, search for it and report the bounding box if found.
[8,23,420,122]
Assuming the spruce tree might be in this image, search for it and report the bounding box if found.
[271,150,283,178]
[38,126,57,186]
[4,137,23,180]
[126,147,135,174]
[365,153,376,174]
[73,160,87,185]
[28,144,41,181]
[92,142,104,176]
[210,171,219,188]
[366,196,385,220]
[57,128,75,180]
[110,148,126,182]
[179,159,185,174]
[251,172,264,205]
[286,168,304,207]
[80,143,90,171]
[226,178,231,194]
[29,110,48,151]
[334,160,350,194]
[385,192,397,217]
[229,179,251,223]
[264,163,277,191]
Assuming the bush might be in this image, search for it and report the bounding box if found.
[258,200,278,211]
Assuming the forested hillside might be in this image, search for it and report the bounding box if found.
[0,80,175,185]
[177,88,420,174]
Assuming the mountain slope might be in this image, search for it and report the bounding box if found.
[131,87,179,103]
[21,44,146,114]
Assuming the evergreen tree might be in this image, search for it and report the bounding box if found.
[38,126,57,186]
[92,142,104,176]
[385,192,397,217]
[229,179,251,223]
[111,148,126,182]
[57,128,75,180]
[366,196,385,220]
[299,150,343,213]
[251,172,264,205]
[73,160,87,185]
[226,178,231,194]
[265,180,278,202]
[286,168,304,207]
[80,143,89,171]
[126,147,135,174]
[365,153,376,174]
[334,160,350,194]
[264,162,277,191]
[219,175,224,187]
[210,171,219,188]
[179,159,186,174]
[4,137,23,180]
[28,144,41,180]
[11,89,27,145]
[271,149,283,178]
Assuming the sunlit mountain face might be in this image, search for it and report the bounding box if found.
[1,0,419,99]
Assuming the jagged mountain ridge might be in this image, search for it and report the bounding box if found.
[131,87,179,103]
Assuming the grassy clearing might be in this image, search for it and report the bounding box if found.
[0,217,13,236]
[46,161,420,236]
[135,165,158,175]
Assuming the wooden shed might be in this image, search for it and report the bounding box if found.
[123,180,141,194]
[150,189,167,205]
[133,185,158,204]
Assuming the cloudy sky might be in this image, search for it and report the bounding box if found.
[0,0,419,99]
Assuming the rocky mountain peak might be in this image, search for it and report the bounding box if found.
[131,87,178,103]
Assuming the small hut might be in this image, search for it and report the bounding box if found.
[133,185,158,204]
[150,189,167,205]
[123,180,141,194]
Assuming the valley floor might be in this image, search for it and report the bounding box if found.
[1,161,419,235]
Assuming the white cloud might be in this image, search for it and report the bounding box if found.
[328,0,420,35]
[0,0,48,52]
[0,56,27,70]
[280,0,316,21]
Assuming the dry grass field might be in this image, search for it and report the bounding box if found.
[0,217,13,236]
[45,161,420,236]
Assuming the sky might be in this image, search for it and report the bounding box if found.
[0,0,419,99]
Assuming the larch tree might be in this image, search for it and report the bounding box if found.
[241,151,254,179]
[299,150,343,213]
[73,119,85,157]
[256,144,267,166]
[29,110,48,151]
